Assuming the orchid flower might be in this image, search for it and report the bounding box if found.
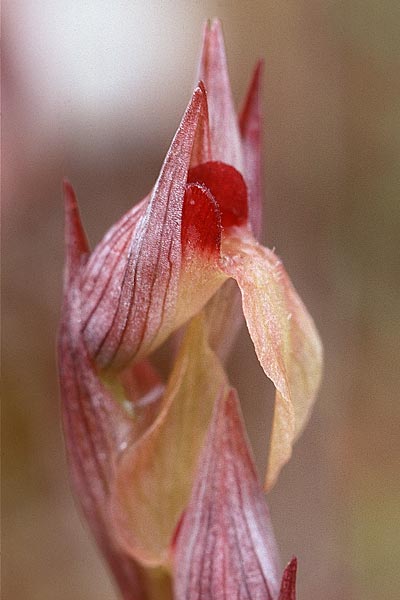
[58,19,322,600]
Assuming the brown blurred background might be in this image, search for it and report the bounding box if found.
[2,1,399,599]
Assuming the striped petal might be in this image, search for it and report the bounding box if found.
[79,86,223,372]
[173,387,281,599]
[58,183,146,598]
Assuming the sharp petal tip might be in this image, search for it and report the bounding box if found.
[61,178,90,273]
[62,179,81,218]
[195,80,207,96]
[210,17,223,33]
[62,177,74,200]
[254,58,265,82]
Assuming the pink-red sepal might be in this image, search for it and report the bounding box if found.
[196,19,243,170]
[278,558,297,600]
[173,387,280,599]
[59,187,147,598]
[79,85,209,371]
[62,179,90,284]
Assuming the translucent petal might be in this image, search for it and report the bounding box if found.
[221,232,323,489]
[110,314,228,567]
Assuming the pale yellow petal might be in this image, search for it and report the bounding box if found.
[110,314,228,567]
[221,232,323,489]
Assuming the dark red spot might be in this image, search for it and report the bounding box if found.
[188,161,248,229]
[181,183,221,255]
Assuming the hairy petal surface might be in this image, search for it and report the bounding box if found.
[59,183,146,599]
[110,314,228,567]
[173,387,280,600]
[221,232,323,489]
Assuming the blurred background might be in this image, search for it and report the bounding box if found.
[3,1,399,599]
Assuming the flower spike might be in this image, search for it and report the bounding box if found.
[58,21,322,598]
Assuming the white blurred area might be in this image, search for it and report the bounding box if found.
[5,1,270,206]
[6,2,200,146]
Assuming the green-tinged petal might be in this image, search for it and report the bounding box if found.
[221,232,323,489]
[110,314,228,566]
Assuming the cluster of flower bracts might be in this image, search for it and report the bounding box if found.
[58,19,322,600]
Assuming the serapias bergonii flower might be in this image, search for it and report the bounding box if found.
[58,18,322,599]
[75,18,322,491]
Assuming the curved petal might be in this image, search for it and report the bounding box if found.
[173,387,281,600]
[80,194,149,333]
[59,294,146,599]
[80,85,211,371]
[110,314,228,567]
[221,232,323,489]
[239,60,264,239]
[196,19,243,170]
